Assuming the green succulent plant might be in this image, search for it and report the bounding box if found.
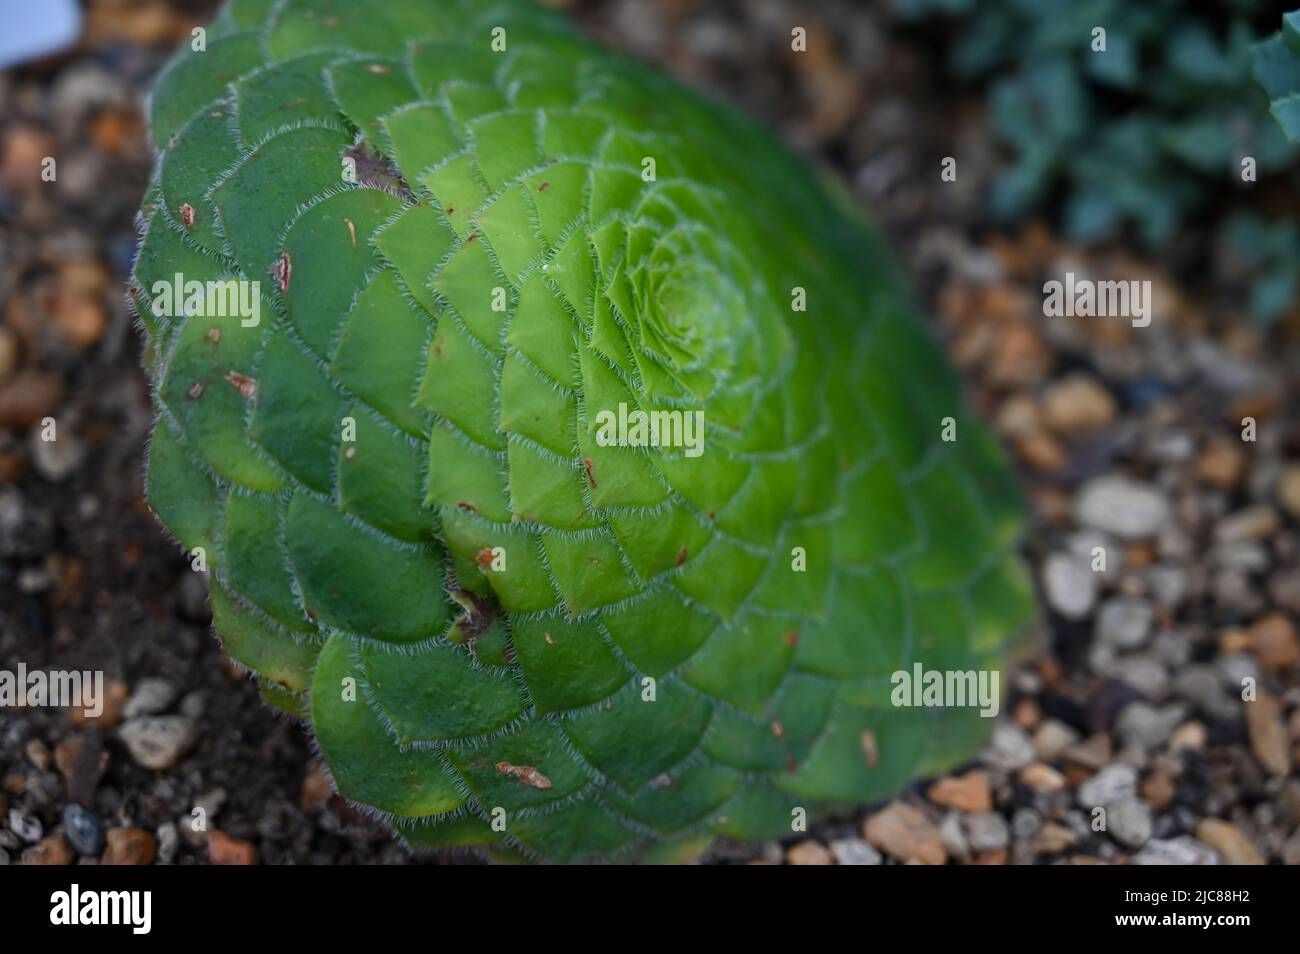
[894,0,1300,327]
[1255,8,1300,141]
[133,0,1035,863]
[896,0,1298,249]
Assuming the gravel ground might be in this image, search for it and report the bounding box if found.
[1,0,1297,865]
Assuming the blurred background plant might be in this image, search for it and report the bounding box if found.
[1253,8,1300,140]
[895,0,1300,324]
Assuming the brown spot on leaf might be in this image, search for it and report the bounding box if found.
[178,203,195,228]
[675,546,687,566]
[344,446,356,460]
[582,458,597,488]
[538,181,550,192]
[271,251,291,294]
[225,370,256,399]
[367,63,390,74]
[860,730,879,768]
[344,217,356,248]
[784,630,800,647]
[543,632,555,646]
[455,501,479,513]
[771,720,784,738]
[207,328,221,344]
[187,380,205,400]
[495,761,551,789]
[475,547,495,569]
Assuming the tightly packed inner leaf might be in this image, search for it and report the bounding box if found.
[134,0,1036,862]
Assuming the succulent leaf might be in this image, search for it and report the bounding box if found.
[1255,9,1300,141]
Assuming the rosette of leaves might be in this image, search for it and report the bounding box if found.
[895,0,1297,249]
[134,0,1034,863]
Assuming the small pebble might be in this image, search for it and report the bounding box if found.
[864,801,946,865]
[1281,831,1300,866]
[1278,465,1300,519]
[1042,552,1097,619]
[1216,653,1258,691]
[1214,506,1279,544]
[1019,762,1066,794]
[1010,808,1041,840]
[1064,733,1112,771]
[118,716,197,770]
[1212,569,1263,614]
[1246,613,1299,670]
[29,428,86,481]
[1115,702,1186,752]
[1107,797,1153,849]
[785,840,833,865]
[1170,721,1207,752]
[938,811,969,862]
[0,371,65,429]
[1132,837,1219,865]
[1194,441,1244,489]
[1244,695,1291,776]
[1095,598,1155,650]
[123,678,177,719]
[22,835,72,866]
[63,803,104,856]
[102,827,156,865]
[1145,566,1188,610]
[7,808,42,844]
[1268,570,1300,613]
[1108,655,1170,700]
[1033,719,1080,760]
[207,828,257,865]
[1030,823,1077,855]
[982,723,1034,771]
[1194,819,1264,865]
[927,770,992,813]
[0,328,18,387]
[1078,764,1137,809]
[155,822,178,865]
[1042,373,1116,434]
[1075,476,1170,540]
[1173,666,1239,723]
[829,838,881,866]
[301,762,334,813]
[963,812,1009,852]
[179,690,207,719]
